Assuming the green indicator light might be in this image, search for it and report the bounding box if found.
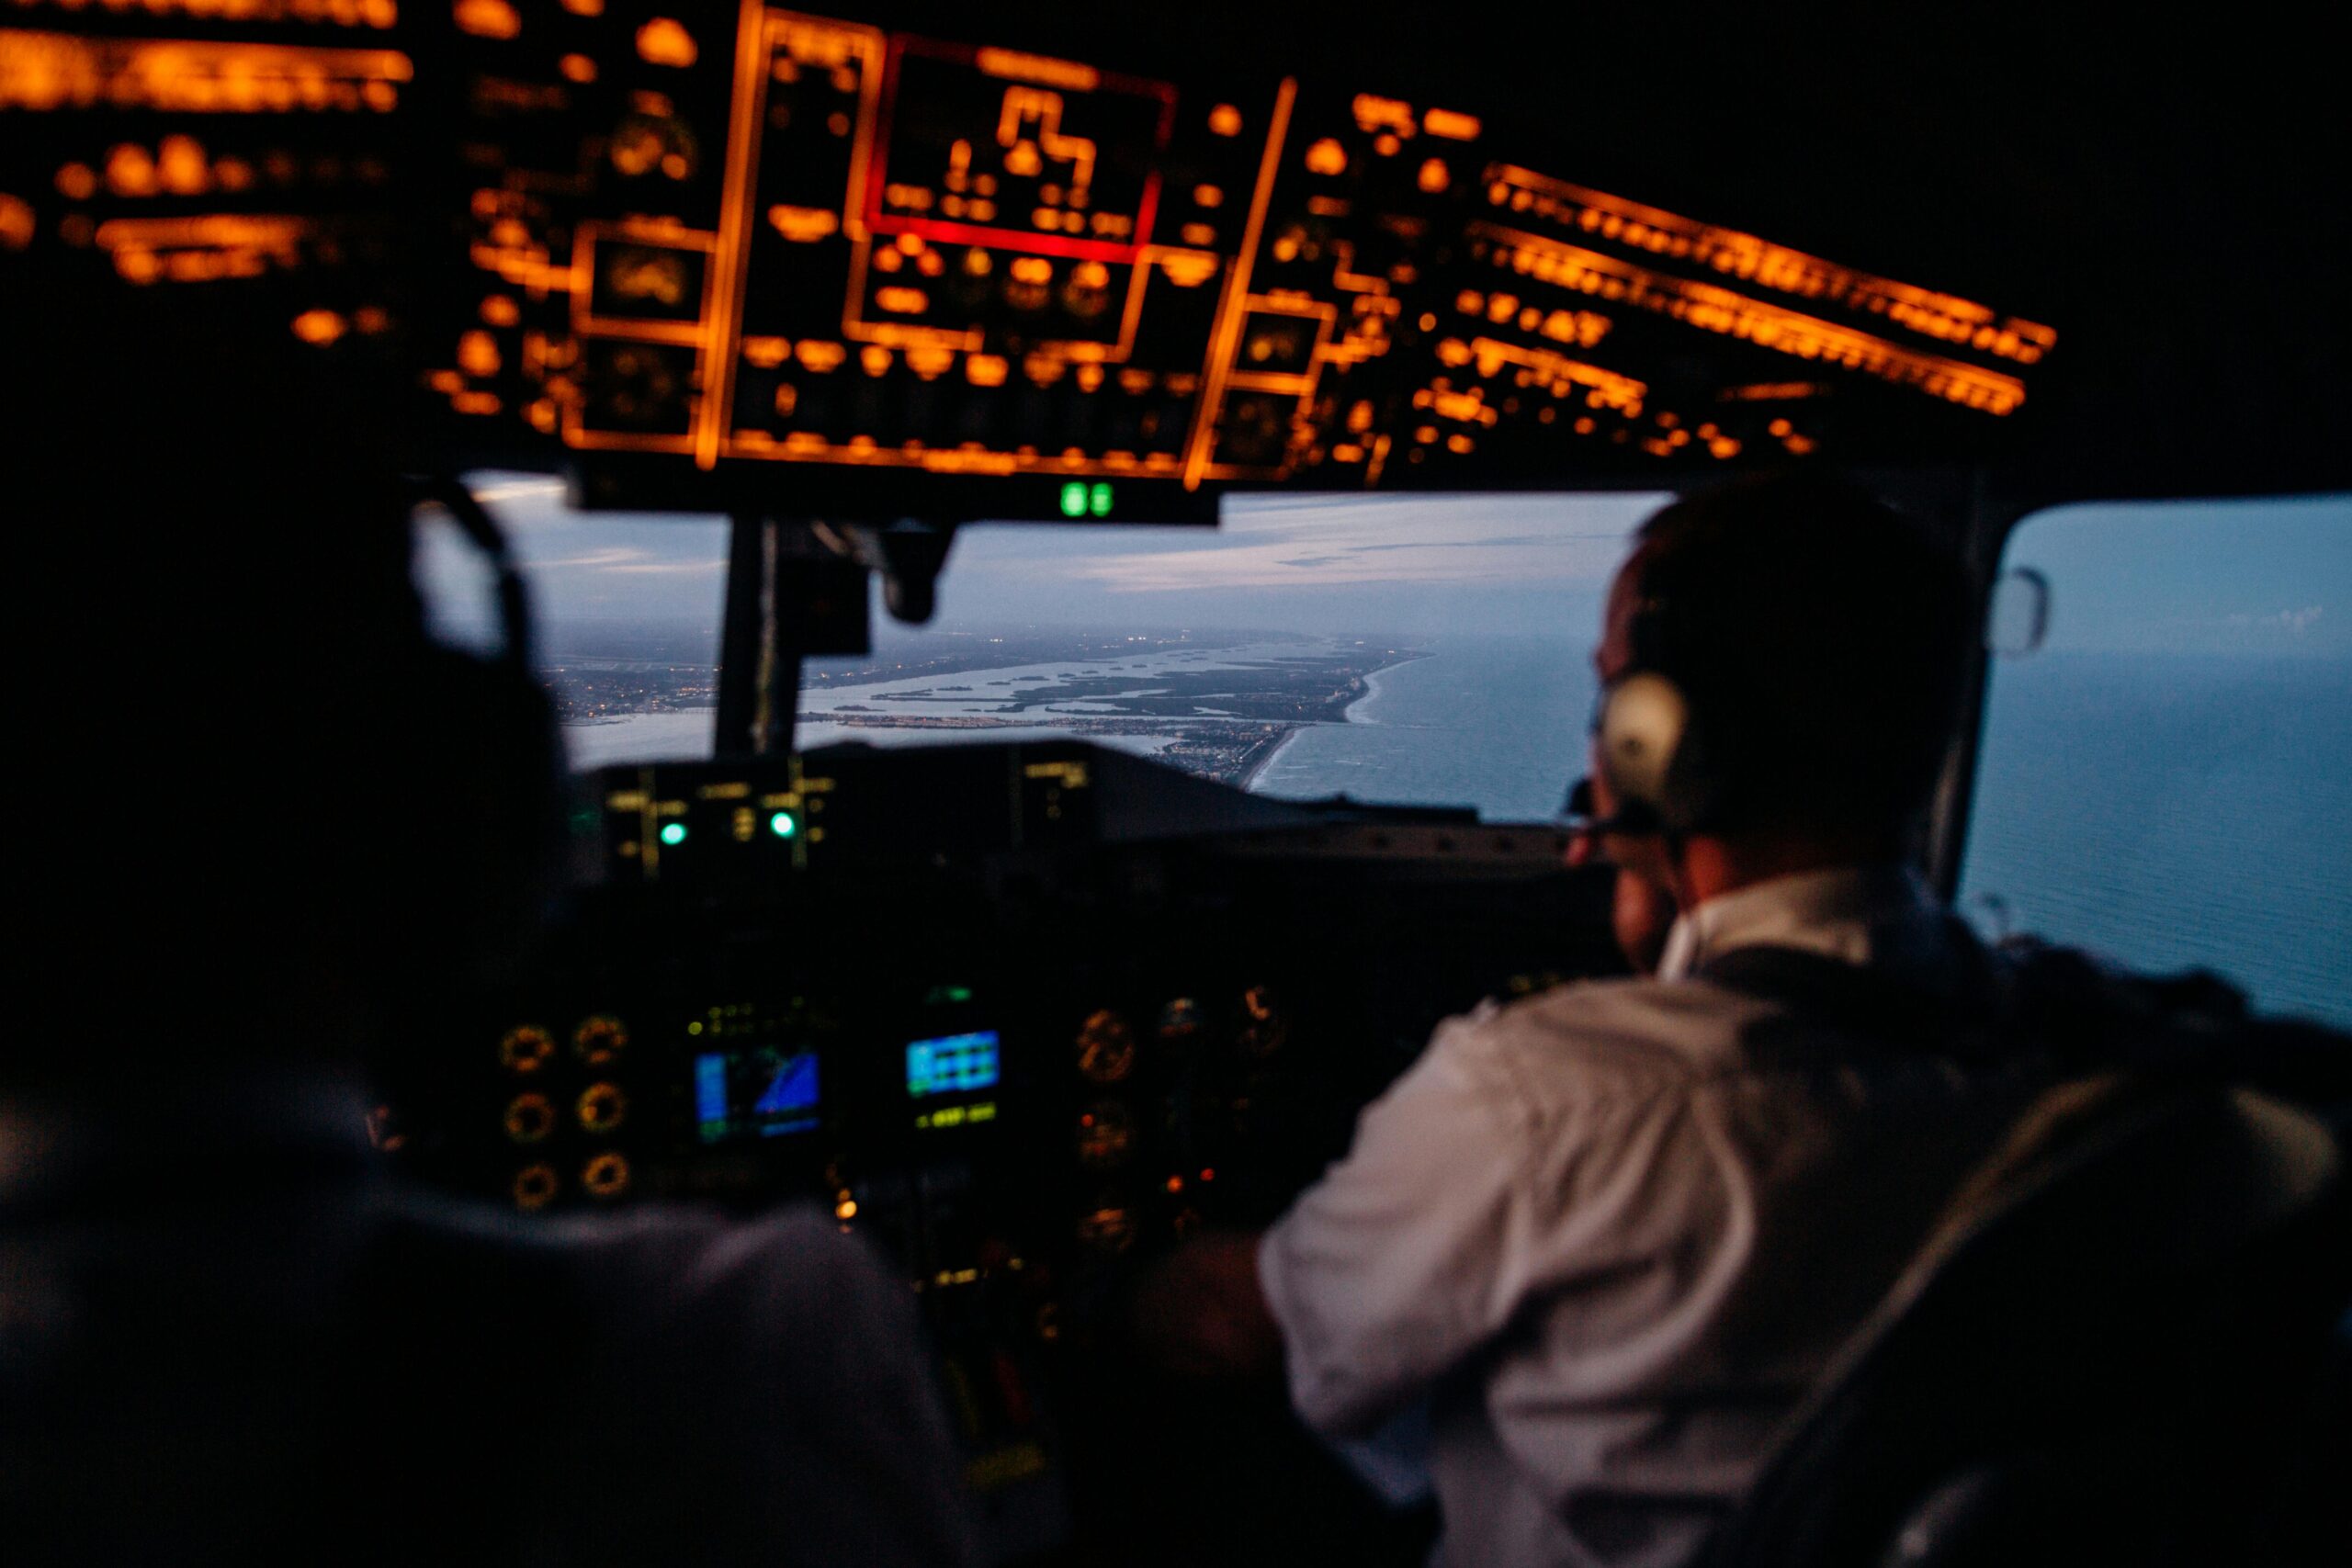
[768,810,798,839]
[1089,482,1114,517]
[659,822,688,846]
[1059,481,1088,517]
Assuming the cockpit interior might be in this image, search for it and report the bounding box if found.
[6,3,2346,1564]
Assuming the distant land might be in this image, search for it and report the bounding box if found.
[548,626,1419,788]
[540,623,716,724]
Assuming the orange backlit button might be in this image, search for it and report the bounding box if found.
[504,1093,556,1145]
[636,17,697,68]
[1076,1100,1134,1168]
[513,1163,559,1211]
[573,1015,628,1066]
[577,1083,629,1135]
[457,0,522,39]
[582,1152,632,1200]
[1076,1207,1135,1254]
[1075,1010,1136,1085]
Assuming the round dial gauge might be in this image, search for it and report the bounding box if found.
[503,1092,555,1145]
[1237,986,1288,1058]
[1076,1206,1136,1255]
[1075,1010,1136,1085]
[499,1024,555,1075]
[1075,1100,1135,1169]
[573,1015,628,1066]
[582,1151,632,1200]
[512,1163,559,1211]
[577,1082,628,1135]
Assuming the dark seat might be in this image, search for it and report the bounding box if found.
[1700,1076,2350,1568]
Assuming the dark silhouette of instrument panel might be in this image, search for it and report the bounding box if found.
[368,740,1618,1560]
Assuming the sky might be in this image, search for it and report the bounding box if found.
[422,476,2350,660]
[2002,497,2352,659]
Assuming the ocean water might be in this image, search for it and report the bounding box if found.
[1264,640,2352,1026]
[1252,637,1598,820]
[1957,651,2352,1027]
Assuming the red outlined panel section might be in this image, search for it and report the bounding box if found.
[863,37,1178,265]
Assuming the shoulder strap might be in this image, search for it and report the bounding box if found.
[1699,945,1938,1032]
[1709,935,2352,1115]
[1698,922,2016,1070]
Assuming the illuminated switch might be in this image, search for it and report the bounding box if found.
[636,18,698,69]
[1236,310,1317,375]
[586,238,708,327]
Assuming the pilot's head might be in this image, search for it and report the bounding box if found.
[24,307,560,1089]
[1580,472,1973,931]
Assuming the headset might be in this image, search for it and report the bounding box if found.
[394,477,566,990]
[1566,590,1724,839]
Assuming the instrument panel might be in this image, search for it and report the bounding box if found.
[5,1,2059,522]
[374,739,1622,1558]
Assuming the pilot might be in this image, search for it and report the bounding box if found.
[1141,474,2039,1567]
[3,322,977,1566]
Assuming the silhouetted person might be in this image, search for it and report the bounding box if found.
[4,313,976,1567]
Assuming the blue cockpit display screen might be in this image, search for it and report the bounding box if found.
[696,1048,821,1142]
[905,1031,1001,1100]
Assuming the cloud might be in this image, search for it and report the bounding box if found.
[2222,605,2325,633]
[1046,494,1657,592]
[467,476,567,505]
[523,544,723,576]
[1348,532,1632,551]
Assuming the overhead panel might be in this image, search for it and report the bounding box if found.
[1,1,2057,520]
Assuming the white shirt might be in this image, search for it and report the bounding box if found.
[1259,866,2030,1568]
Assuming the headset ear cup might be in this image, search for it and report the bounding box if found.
[397,646,564,986]
[1600,672,1701,832]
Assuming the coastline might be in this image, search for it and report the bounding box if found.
[1340,650,1433,725]
[1239,649,1433,792]
[562,641,1432,788]
[1236,728,1300,791]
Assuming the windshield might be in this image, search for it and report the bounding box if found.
[421,481,1661,820]
[1960,496,2351,1025]
[423,482,2349,1021]
[801,493,1660,819]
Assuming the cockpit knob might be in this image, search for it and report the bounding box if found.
[503,1092,556,1145]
